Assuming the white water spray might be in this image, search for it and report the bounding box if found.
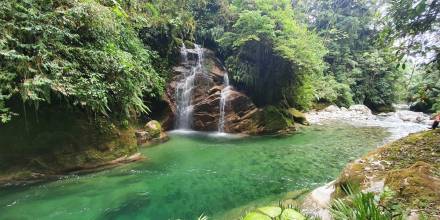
[218,73,232,133]
[175,44,204,129]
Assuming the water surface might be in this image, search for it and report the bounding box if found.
[0,123,389,220]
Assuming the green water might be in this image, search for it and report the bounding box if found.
[0,124,389,220]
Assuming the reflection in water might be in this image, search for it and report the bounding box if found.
[0,123,389,220]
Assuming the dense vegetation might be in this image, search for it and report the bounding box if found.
[384,0,440,112]
[1,0,438,125]
[0,0,164,124]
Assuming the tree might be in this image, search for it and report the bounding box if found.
[0,0,164,123]
[299,0,405,110]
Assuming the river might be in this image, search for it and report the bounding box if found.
[0,123,391,220]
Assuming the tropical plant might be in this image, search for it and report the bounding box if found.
[215,0,327,109]
[330,186,402,220]
[0,0,164,123]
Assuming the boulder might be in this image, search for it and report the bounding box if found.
[145,120,161,138]
[393,110,432,125]
[192,88,261,133]
[288,108,309,125]
[323,105,340,112]
[136,121,168,146]
[349,104,372,115]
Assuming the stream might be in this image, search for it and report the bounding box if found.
[0,123,391,220]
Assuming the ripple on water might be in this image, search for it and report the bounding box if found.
[0,123,390,220]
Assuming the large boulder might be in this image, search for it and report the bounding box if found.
[135,120,168,146]
[145,120,161,138]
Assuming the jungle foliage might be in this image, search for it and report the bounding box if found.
[0,0,164,123]
[0,0,437,124]
[298,0,407,111]
[383,0,440,113]
[215,0,327,109]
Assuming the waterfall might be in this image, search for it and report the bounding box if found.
[175,44,204,129]
[218,73,232,133]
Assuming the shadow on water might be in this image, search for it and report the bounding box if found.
[0,123,390,220]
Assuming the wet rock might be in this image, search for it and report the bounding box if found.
[257,106,295,134]
[288,108,309,125]
[166,46,286,134]
[145,120,161,138]
[136,121,169,146]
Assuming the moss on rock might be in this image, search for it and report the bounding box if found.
[145,120,162,138]
[0,104,143,185]
[259,106,295,134]
[385,161,440,213]
[287,108,309,125]
[333,129,440,217]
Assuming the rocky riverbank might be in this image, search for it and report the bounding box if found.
[299,105,438,219]
[333,129,440,218]
[0,119,168,187]
[306,104,432,141]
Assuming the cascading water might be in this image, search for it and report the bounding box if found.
[175,44,204,129]
[218,73,232,133]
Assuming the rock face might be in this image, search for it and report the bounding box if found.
[165,46,263,134]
